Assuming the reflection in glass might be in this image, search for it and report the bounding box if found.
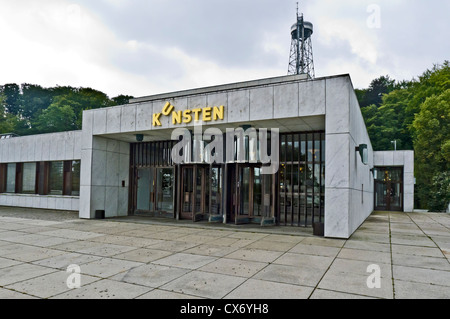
[157,168,174,212]
[22,163,36,194]
[6,163,16,193]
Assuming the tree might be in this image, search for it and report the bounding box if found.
[359,61,449,209]
[111,95,134,106]
[34,96,79,133]
[0,83,22,116]
[0,93,17,133]
[20,83,53,120]
[357,75,396,108]
[412,89,450,210]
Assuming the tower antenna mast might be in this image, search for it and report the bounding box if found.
[288,2,315,79]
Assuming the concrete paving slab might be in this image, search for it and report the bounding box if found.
[348,231,390,244]
[1,245,65,263]
[273,252,334,270]
[152,252,217,270]
[224,278,313,299]
[245,240,298,252]
[160,270,246,299]
[0,287,38,299]
[86,234,166,248]
[393,265,450,286]
[147,240,199,252]
[317,271,394,299]
[327,258,392,278]
[0,263,56,286]
[111,263,190,288]
[184,244,239,257]
[47,240,104,252]
[199,257,267,278]
[253,263,325,287]
[175,234,222,243]
[31,252,103,270]
[76,243,137,257]
[224,248,283,263]
[17,226,60,234]
[0,208,449,299]
[0,230,29,241]
[300,237,346,247]
[337,248,391,264]
[310,288,376,299]
[0,256,22,269]
[78,257,144,278]
[390,234,437,247]
[289,243,341,257]
[391,244,444,257]
[5,269,100,298]
[51,278,151,299]
[39,229,104,240]
[392,253,450,271]
[112,248,173,263]
[137,289,203,299]
[394,280,450,299]
[263,234,306,244]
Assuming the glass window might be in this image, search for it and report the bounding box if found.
[6,163,16,193]
[22,163,36,194]
[49,161,64,195]
[71,161,80,196]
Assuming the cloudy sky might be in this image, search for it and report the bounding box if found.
[0,0,448,98]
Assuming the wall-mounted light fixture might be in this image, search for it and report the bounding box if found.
[136,134,144,142]
[370,167,377,179]
[356,144,368,165]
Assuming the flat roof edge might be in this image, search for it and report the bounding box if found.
[129,74,316,104]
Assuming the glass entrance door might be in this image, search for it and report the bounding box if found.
[135,167,174,216]
[234,164,274,224]
[180,165,210,221]
[374,167,403,211]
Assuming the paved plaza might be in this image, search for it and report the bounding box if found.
[0,207,449,299]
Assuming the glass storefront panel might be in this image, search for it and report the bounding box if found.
[210,167,222,215]
[22,163,36,194]
[71,160,80,196]
[157,168,174,213]
[279,132,325,226]
[6,163,16,193]
[49,161,64,195]
[182,167,194,213]
[137,168,151,211]
[239,166,250,216]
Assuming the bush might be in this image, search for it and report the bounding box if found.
[428,171,450,212]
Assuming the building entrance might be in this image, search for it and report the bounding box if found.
[374,167,403,211]
[179,164,223,222]
[227,164,275,225]
[136,167,175,217]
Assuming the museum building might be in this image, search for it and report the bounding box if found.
[0,73,415,239]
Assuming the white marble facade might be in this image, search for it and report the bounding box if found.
[0,74,415,239]
[0,131,81,211]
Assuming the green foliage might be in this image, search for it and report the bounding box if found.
[34,103,77,134]
[358,61,450,210]
[357,75,396,108]
[412,89,450,209]
[427,171,450,212]
[0,93,17,133]
[0,83,134,136]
